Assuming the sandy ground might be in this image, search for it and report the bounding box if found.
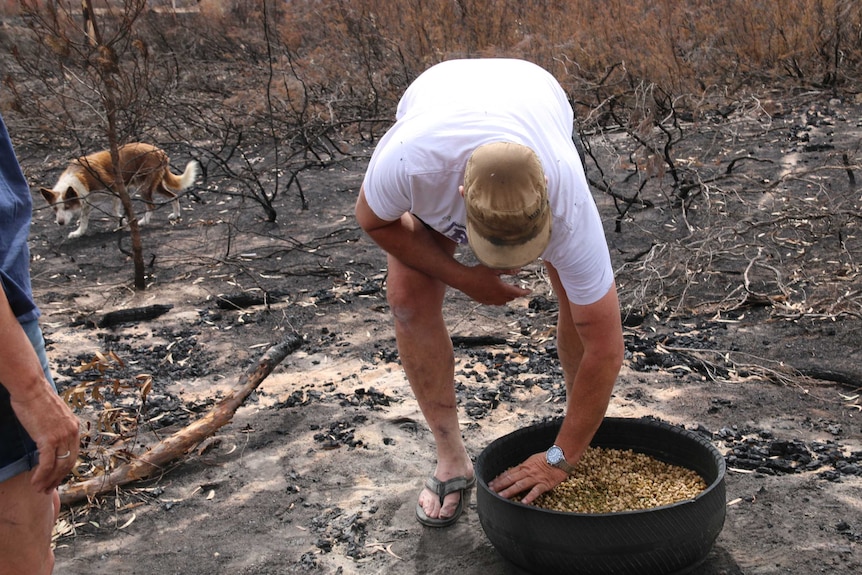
[47,320,862,575]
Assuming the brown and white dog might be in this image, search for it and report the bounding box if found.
[40,142,199,238]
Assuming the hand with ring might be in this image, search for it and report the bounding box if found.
[10,386,80,493]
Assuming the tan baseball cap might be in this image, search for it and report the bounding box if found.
[464,142,551,269]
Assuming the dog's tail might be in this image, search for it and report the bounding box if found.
[164,160,200,192]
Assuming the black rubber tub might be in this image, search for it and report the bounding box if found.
[475,417,726,575]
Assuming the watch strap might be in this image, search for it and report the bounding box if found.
[547,444,576,474]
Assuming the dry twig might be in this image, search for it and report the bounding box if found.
[59,333,303,505]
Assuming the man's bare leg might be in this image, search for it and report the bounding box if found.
[0,470,58,575]
[385,229,473,522]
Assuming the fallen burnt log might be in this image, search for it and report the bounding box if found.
[97,304,173,328]
[451,335,508,347]
[59,333,303,505]
[216,289,290,310]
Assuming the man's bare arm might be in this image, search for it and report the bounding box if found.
[355,186,530,305]
[0,287,79,492]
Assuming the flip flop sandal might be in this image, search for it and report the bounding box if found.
[415,475,477,528]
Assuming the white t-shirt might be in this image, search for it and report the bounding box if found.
[363,58,614,305]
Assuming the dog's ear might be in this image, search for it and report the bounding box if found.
[39,187,58,203]
[64,186,78,200]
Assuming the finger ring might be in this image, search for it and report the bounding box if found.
[56,450,71,459]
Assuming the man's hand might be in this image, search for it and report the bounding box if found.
[488,452,569,505]
[10,388,79,494]
[458,265,532,306]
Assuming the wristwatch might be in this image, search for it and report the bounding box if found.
[546,445,576,474]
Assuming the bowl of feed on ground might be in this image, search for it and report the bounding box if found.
[474,416,726,575]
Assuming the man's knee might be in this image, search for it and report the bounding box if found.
[386,286,422,325]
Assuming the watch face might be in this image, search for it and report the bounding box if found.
[546,445,564,465]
